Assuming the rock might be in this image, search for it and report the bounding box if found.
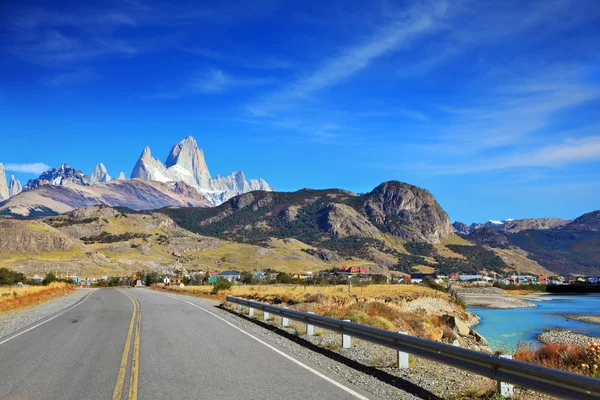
[442,315,470,337]
[116,172,126,180]
[323,203,380,239]
[0,163,10,200]
[316,249,343,262]
[470,329,488,346]
[90,163,111,184]
[466,227,511,249]
[452,221,471,234]
[455,319,470,337]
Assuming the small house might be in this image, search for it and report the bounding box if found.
[215,270,241,282]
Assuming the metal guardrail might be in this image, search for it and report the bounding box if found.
[226,295,600,400]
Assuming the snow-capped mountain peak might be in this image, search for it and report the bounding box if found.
[130,136,272,205]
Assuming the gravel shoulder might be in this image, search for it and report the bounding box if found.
[565,315,600,325]
[163,289,556,400]
[0,288,94,341]
[454,287,537,309]
[538,329,600,346]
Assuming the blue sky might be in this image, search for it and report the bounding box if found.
[1,0,599,223]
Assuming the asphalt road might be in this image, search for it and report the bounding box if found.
[0,289,376,400]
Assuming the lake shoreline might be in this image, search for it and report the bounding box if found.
[565,315,600,325]
[455,287,538,309]
[538,329,600,346]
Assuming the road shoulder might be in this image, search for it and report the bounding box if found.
[0,288,94,342]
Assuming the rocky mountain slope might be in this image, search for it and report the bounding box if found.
[460,211,600,276]
[0,179,212,217]
[161,181,453,244]
[0,205,365,276]
[131,136,272,205]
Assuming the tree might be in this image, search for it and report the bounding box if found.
[144,271,159,286]
[240,271,256,284]
[276,272,292,284]
[0,268,26,285]
[42,272,57,286]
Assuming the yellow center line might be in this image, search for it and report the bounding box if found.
[128,297,141,400]
[113,290,138,400]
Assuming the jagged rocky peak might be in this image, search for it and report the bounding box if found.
[90,163,111,184]
[8,175,22,197]
[362,181,453,243]
[116,172,126,180]
[0,163,9,201]
[130,146,168,182]
[165,136,211,188]
[24,164,91,191]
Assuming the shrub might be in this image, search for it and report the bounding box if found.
[211,278,232,294]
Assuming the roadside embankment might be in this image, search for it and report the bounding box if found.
[565,315,600,325]
[454,287,537,309]
[0,282,75,313]
[538,329,600,346]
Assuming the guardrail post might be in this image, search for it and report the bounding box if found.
[236,304,241,312]
[306,312,315,335]
[497,355,514,397]
[396,332,409,369]
[248,307,254,317]
[264,311,270,321]
[342,320,351,348]
[282,308,290,327]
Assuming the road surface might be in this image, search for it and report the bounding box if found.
[0,289,377,400]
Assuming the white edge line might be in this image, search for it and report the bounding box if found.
[166,294,371,400]
[0,290,94,346]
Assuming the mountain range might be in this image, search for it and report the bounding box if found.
[452,218,570,234]
[130,136,272,205]
[0,147,597,277]
[0,136,271,215]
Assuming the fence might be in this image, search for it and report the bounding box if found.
[226,295,600,400]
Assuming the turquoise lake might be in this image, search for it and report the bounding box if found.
[468,294,600,351]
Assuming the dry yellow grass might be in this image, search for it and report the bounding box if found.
[0,282,74,313]
[159,283,462,340]
[166,283,444,301]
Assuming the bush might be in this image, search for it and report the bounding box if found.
[211,278,232,294]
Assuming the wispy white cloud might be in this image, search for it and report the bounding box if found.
[435,70,600,151]
[4,163,50,174]
[358,108,429,121]
[144,68,275,99]
[179,47,293,70]
[248,1,451,116]
[435,136,600,174]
